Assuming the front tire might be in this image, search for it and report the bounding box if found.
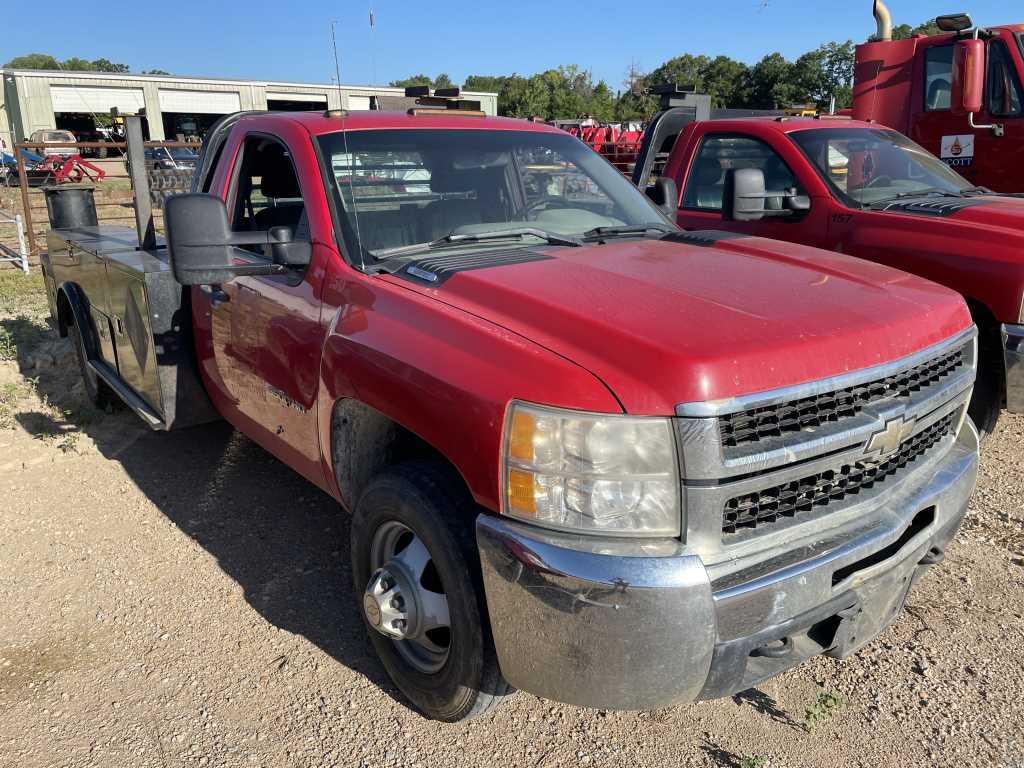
[350,462,511,722]
[968,346,1002,444]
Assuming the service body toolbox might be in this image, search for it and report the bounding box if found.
[42,225,217,429]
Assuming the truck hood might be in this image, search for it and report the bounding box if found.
[946,194,1024,232]
[390,235,970,415]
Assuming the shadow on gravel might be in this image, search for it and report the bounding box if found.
[18,336,407,708]
[732,688,802,729]
[101,422,405,704]
[697,738,743,767]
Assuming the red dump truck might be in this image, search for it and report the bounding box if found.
[40,97,978,721]
[853,1,1024,192]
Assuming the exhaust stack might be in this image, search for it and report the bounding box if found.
[871,0,893,41]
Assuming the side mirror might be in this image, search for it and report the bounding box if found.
[952,38,985,116]
[645,177,679,217]
[166,194,294,285]
[724,168,767,221]
[724,169,811,221]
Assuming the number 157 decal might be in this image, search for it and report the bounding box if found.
[831,213,854,224]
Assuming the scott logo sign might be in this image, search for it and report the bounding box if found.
[864,416,917,459]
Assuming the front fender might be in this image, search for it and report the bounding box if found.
[315,278,621,511]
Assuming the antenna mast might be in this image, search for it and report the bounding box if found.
[330,20,344,108]
[328,20,366,270]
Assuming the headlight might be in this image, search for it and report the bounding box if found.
[501,401,680,537]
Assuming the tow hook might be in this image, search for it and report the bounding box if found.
[751,636,793,659]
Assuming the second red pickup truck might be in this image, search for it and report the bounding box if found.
[639,113,1024,438]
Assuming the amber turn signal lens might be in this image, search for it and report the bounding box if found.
[507,468,537,516]
[508,410,536,462]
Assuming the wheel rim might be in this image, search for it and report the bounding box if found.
[366,521,451,674]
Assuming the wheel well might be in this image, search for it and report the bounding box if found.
[330,399,470,512]
[55,288,74,337]
[964,297,1006,402]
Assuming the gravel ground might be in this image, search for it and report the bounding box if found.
[1,270,1023,768]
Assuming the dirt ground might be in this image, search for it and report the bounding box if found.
[0,269,1022,768]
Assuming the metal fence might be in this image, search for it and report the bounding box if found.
[5,140,199,260]
[0,206,30,273]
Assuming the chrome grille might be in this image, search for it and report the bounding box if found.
[719,347,966,449]
[722,412,957,536]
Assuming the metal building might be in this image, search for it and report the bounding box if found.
[0,69,498,149]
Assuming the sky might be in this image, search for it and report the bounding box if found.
[1,1,1016,90]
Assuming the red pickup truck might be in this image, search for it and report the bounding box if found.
[642,114,1024,438]
[41,103,979,722]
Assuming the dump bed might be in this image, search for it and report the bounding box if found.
[42,225,218,430]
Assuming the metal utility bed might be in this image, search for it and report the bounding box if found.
[42,225,218,430]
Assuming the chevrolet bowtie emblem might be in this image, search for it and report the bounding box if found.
[864,415,917,459]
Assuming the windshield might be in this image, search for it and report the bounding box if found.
[789,127,973,206]
[317,128,669,259]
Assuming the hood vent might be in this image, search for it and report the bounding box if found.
[398,249,553,286]
[873,198,988,217]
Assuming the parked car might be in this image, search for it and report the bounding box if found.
[41,105,979,722]
[145,146,198,171]
[28,129,77,158]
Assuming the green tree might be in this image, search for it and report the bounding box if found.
[702,55,751,108]
[3,53,60,69]
[389,74,433,88]
[141,69,171,76]
[793,41,855,109]
[646,54,711,92]
[746,52,804,109]
[434,73,455,90]
[463,75,507,93]
[499,75,550,118]
[892,19,942,40]
[2,53,133,72]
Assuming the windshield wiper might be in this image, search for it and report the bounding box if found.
[374,227,582,259]
[581,224,676,241]
[876,187,965,203]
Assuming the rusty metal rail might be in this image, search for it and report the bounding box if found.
[10,140,199,258]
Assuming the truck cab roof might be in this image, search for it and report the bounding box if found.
[231,109,563,137]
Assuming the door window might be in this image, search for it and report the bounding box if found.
[987,40,1023,117]
[230,135,307,255]
[924,45,954,111]
[682,135,800,211]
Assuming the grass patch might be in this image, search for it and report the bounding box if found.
[0,270,48,317]
[740,757,770,768]
[0,380,26,429]
[0,316,50,361]
[803,689,846,732]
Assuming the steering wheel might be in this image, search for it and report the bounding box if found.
[864,175,893,189]
[524,196,575,216]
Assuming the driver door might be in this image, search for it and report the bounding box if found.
[191,129,328,482]
[675,128,830,249]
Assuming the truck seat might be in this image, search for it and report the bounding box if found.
[254,153,306,233]
[417,167,486,241]
[683,159,725,209]
[927,78,951,111]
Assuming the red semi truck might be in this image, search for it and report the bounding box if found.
[853,1,1024,192]
[632,111,1024,439]
[41,100,979,721]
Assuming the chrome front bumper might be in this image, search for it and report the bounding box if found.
[476,422,979,711]
[1003,323,1024,413]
